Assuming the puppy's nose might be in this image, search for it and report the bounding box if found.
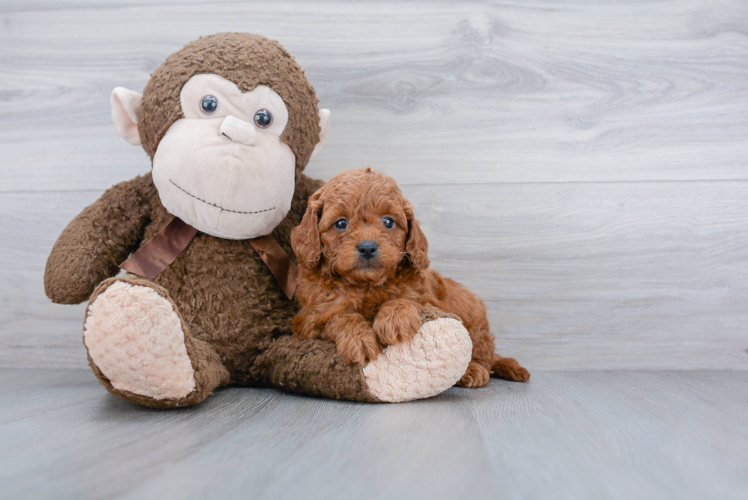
[220,115,256,146]
[357,240,378,260]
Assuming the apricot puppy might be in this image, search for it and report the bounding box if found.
[291,168,529,387]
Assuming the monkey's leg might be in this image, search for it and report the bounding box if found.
[253,310,473,403]
[83,275,230,409]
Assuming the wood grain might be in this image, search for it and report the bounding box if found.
[1,369,747,499]
[1,1,747,370]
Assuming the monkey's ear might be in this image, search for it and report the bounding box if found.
[310,109,331,158]
[291,191,325,268]
[111,87,143,146]
[404,201,430,271]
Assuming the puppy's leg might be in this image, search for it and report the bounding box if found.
[491,355,530,382]
[456,316,497,388]
[439,279,531,385]
[292,309,324,339]
[456,325,530,386]
[373,299,423,346]
[325,312,381,365]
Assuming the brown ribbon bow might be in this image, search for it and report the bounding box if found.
[120,217,298,300]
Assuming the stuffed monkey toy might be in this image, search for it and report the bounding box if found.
[44,33,473,408]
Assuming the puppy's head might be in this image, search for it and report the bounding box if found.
[291,168,429,284]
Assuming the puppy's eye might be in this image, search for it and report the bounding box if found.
[254,109,273,128]
[201,95,218,115]
[382,217,395,229]
[334,218,348,231]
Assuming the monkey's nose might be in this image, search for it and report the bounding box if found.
[357,240,378,260]
[220,115,256,146]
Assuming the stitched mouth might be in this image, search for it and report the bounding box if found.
[169,179,275,215]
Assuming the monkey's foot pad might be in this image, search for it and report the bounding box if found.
[84,281,196,400]
[363,316,472,403]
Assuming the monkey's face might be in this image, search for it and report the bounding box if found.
[151,74,296,239]
[111,33,330,240]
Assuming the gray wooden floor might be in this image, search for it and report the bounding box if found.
[2,369,746,500]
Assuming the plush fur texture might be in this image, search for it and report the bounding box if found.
[291,168,531,387]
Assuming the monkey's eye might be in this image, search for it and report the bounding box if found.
[254,109,273,128]
[383,217,395,229]
[200,95,218,115]
[334,218,348,231]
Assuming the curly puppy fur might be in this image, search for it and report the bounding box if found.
[291,168,530,387]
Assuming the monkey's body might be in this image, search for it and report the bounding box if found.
[47,172,376,407]
[44,33,477,408]
[133,172,311,383]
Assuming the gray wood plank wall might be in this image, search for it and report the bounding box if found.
[1,0,747,370]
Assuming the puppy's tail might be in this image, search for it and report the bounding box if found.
[491,354,530,382]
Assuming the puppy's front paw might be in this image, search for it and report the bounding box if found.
[336,328,381,365]
[373,300,422,346]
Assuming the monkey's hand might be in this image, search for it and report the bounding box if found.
[373,299,424,347]
[44,174,154,304]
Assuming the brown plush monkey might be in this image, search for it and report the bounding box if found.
[44,33,474,408]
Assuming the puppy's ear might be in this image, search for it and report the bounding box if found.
[292,191,324,268]
[404,200,430,270]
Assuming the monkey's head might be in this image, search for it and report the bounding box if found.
[110,33,330,239]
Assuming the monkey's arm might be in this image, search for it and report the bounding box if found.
[254,308,473,402]
[44,174,155,304]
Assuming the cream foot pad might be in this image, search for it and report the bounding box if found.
[363,317,472,403]
[84,281,196,400]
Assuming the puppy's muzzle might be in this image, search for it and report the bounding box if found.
[357,240,378,261]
